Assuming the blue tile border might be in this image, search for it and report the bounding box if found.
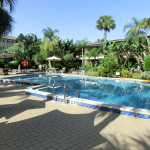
[25,91,150,120]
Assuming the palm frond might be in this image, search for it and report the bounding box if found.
[0,0,16,11]
[0,8,14,37]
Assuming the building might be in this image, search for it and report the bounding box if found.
[0,36,17,50]
[82,37,147,65]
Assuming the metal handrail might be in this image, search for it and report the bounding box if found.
[65,84,80,99]
[46,81,81,104]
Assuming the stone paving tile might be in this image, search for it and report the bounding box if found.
[0,83,150,150]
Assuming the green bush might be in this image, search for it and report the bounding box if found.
[82,64,89,69]
[121,68,128,78]
[116,69,121,72]
[111,68,116,73]
[128,73,133,78]
[87,72,98,76]
[107,73,113,77]
[102,72,107,77]
[104,61,115,68]
[131,73,141,79]
[144,55,150,71]
[92,66,99,72]
[102,68,109,73]
[112,75,118,78]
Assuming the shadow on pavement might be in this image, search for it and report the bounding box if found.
[0,99,45,119]
[0,109,121,150]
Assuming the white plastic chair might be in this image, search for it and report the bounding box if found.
[60,67,65,74]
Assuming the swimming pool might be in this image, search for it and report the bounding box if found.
[7,73,150,111]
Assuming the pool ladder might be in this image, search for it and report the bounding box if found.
[50,82,80,104]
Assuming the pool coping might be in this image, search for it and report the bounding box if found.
[1,73,150,119]
[24,84,150,120]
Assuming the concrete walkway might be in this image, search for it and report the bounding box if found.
[0,82,150,150]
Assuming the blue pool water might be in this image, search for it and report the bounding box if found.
[9,74,150,110]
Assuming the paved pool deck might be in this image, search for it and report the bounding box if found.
[0,81,150,150]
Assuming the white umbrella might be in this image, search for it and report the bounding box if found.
[0,53,14,58]
[46,56,61,68]
[9,61,16,64]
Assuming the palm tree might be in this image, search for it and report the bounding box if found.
[96,15,116,42]
[124,17,144,39]
[0,8,14,37]
[75,39,90,65]
[42,27,59,41]
[17,33,41,62]
[141,18,150,38]
[0,0,16,37]
[0,0,16,12]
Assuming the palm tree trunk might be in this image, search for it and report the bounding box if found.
[104,29,107,42]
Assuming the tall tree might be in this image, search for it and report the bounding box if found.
[141,18,150,39]
[42,27,59,41]
[16,33,41,65]
[74,38,89,59]
[96,15,116,42]
[0,8,14,36]
[0,0,16,12]
[124,17,144,40]
[0,0,15,37]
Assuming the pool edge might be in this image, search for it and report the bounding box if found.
[1,73,150,120]
[24,88,150,120]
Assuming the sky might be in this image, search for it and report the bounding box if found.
[11,0,150,43]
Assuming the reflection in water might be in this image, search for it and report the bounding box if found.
[11,74,150,110]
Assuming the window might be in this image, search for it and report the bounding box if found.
[0,40,4,43]
[7,40,12,44]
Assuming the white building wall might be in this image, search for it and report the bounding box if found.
[0,37,16,50]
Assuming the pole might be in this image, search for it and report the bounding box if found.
[82,48,83,66]
[53,83,55,101]
[64,85,66,103]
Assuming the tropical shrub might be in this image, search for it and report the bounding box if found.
[102,68,109,73]
[107,73,113,77]
[144,55,150,71]
[121,68,128,78]
[63,54,78,72]
[128,73,133,78]
[102,72,107,77]
[87,71,98,76]
[104,61,115,68]
[101,61,117,77]
[92,66,99,72]
[131,73,141,79]
[81,64,89,69]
